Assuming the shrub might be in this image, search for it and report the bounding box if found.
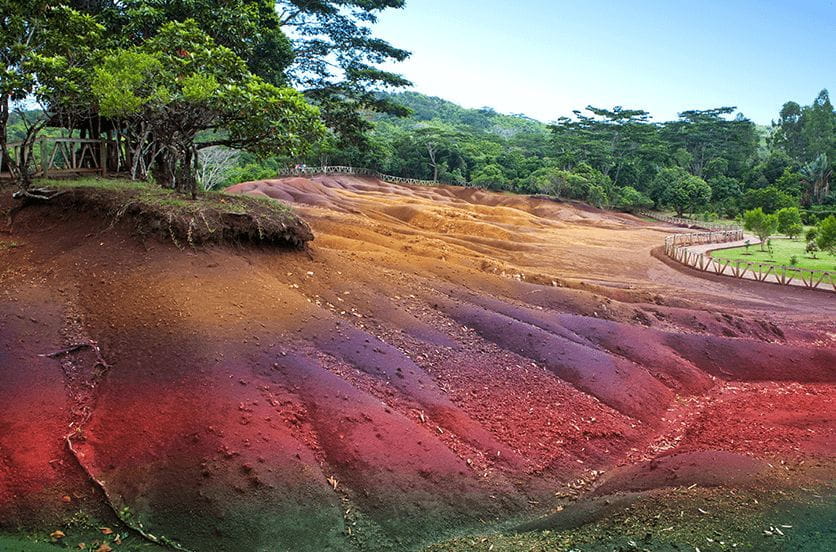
[613,186,653,212]
[776,207,803,239]
[743,208,778,251]
[816,215,836,255]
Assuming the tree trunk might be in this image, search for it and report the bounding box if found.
[0,97,11,179]
[153,150,176,189]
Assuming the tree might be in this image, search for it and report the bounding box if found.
[662,107,758,179]
[800,153,832,205]
[613,186,652,212]
[74,0,295,87]
[709,175,741,202]
[743,208,778,251]
[471,164,507,190]
[776,207,803,239]
[196,147,240,190]
[772,101,805,161]
[276,0,411,144]
[90,20,324,196]
[587,184,608,208]
[0,1,101,189]
[549,105,662,186]
[816,215,836,255]
[801,90,835,164]
[740,186,797,213]
[413,123,463,182]
[653,166,711,216]
[529,167,569,197]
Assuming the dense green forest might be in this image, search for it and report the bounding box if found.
[282,90,834,222]
[1,1,833,222]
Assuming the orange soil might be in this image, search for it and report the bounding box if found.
[0,175,833,551]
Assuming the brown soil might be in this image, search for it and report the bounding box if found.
[0,175,833,551]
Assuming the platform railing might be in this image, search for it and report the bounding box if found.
[276,165,463,187]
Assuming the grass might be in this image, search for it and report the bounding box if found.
[711,237,836,273]
[21,177,311,248]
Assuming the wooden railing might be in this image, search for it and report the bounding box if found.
[1,137,111,179]
[277,165,461,187]
[638,210,740,232]
[646,212,835,292]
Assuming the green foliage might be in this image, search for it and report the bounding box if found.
[0,1,103,186]
[741,186,797,213]
[776,207,803,238]
[277,0,411,144]
[799,153,833,205]
[613,186,653,212]
[89,19,323,193]
[661,107,758,179]
[78,0,295,86]
[91,51,167,116]
[743,208,778,250]
[653,167,711,216]
[471,164,507,190]
[774,168,803,198]
[816,215,836,255]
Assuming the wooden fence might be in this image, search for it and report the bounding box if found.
[646,212,835,292]
[1,137,113,180]
[277,165,461,187]
[638,210,740,232]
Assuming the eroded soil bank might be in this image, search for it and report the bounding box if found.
[1,176,833,551]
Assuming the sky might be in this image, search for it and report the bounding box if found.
[374,0,836,124]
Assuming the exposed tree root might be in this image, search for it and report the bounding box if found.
[39,340,112,370]
[12,187,67,201]
[65,435,195,552]
[40,339,193,552]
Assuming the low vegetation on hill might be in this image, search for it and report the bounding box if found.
[5,178,312,248]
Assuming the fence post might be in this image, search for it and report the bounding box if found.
[40,139,48,178]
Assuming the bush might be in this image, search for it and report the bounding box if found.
[776,207,803,239]
[613,186,653,212]
[816,215,836,255]
[740,186,797,214]
[470,164,508,190]
[743,208,778,251]
[652,166,711,216]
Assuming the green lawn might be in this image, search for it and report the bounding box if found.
[711,237,836,272]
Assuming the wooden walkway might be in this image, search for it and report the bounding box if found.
[642,212,836,293]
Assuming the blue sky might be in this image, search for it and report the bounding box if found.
[374,0,836,124]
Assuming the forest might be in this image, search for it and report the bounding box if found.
[289,90,835,223]
[1,1,834,224]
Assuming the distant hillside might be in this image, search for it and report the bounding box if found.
[375,91,549,138]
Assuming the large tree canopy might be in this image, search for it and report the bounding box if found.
[0,0,101,187]
[90,19,324,195]
[2,0,408,194]
[277,0,411,143]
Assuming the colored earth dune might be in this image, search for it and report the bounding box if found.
[0,175,834,551]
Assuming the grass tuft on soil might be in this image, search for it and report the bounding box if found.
[14,177,313,248]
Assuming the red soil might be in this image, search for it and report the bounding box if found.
[0,175,834,550]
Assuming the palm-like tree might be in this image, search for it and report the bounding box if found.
[800,153,832,205]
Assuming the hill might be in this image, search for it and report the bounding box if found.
[1,176,833,551]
